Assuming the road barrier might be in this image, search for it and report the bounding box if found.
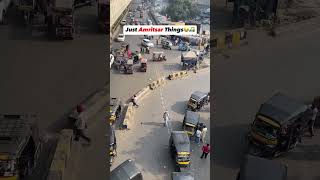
[149,77,166,90]
[47,129,73,180]
[211,29,247,51]
[168,71,188,80]
[122,102,134,129]
[69,83,108,126]
[132,86,151,104]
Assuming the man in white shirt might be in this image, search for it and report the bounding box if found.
[195,129,201,144]
[309,105,318,137]
[163,111,169,127]
[201,125,208,143]
[74,116,91,143]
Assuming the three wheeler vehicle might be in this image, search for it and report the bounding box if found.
[172,172,194,180]
[152,52,166,61]
[124,60,134,74]
[110,98,121,124]
[162,40,172,50]
[236,155,287,180]
[187,91,209,111]
[247,93,309,158]
[181,51,198,70]
[0,114,44,179]
[109,125,117,165]
[178,42,191,51]
[169,131,191,171]
[110,159,143,180]
[182,110,200,136]
[140,58,147,72]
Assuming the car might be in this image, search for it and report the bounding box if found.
[141,39,154,47]
[0,0,11,24]
[120,19,126,25]
[117,34,125,42]
[110,54,114,68]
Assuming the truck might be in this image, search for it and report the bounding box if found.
[47,0,75,39]
[97,0,108,33]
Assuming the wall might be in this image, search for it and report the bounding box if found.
[110,0,132,33]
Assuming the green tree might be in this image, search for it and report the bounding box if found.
[164,0,200,21]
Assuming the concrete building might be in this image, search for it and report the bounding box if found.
[110,0,132,36]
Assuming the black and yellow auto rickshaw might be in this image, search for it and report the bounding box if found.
[0,114,44,180]
[169,131,191,171]
[247,93,308,158]
[172,172,194,180]
[109,125,117,165]
[236,155,287,180]
[110,98,121,124]
[182,110,200,136]
[187,91,209,111]
[110,159,143,180]
[124,60,134,74]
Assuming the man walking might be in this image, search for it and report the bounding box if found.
[163,111,169,127]
[132,95,139,107]
[201,144,210,159]
[195,129,201,144]
[201,125,208,143]
[74,115,91,144]
[309,104,318,137]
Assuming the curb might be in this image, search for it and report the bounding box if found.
[122,102,134,129]
[168,71,188,80]
[46,129,73,180]
[69,83,108,126]
[149,77,166,90]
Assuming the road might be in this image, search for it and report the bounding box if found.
[0,3,107,179]
[213,20,320,180]
[111,69,210,179]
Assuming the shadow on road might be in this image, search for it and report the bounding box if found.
[285,144,320,161]
[213,124,249,169]
[170,101,187,115]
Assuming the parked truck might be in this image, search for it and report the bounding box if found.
[47,0,74,39]
[97,0,108,33]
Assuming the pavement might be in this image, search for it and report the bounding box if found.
[0,2,107,180]
[213,19,320,180]
[111,69,210,180]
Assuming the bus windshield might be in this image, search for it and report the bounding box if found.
[253,118,279,139]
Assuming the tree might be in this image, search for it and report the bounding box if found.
[164,0,200,21]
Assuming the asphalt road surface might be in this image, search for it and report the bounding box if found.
[213,20,320,180]
[0,3,107,179]
[111,69,210,179]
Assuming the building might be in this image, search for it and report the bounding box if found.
[110,0,132,36]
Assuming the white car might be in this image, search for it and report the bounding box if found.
[141,39,154,47]
[0,0,11,24]
[117,34,125,42]
[110,54,114,68]
[120,20,126,25]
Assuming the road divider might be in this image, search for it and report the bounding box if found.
[168,71,188,80]
[149,77,166,90]
[132,86,151,104]
[47,129,73,180]
[122,102,134,129]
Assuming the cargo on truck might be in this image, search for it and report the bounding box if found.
[47,0,75,39]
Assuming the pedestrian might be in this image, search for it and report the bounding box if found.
[201,125,208,143]
[293,124,302,144]
[74,116,91,144]
[163,111,169,127]
[309,104,318,137]
[132,95,139,107]
[156,39,159,45]
[201,144,210,159]
[140,47,143,53]
[195,129,201,144]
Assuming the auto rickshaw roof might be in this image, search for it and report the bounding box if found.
[239,155,287,180]
[171,131,190,153]
[127,60,133,65]
[172,172,194,180]
[191,91,207,101]
[184,110,200,125]
[110,159,141,180]
[259,93,308,124]
[0,114,36,157]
